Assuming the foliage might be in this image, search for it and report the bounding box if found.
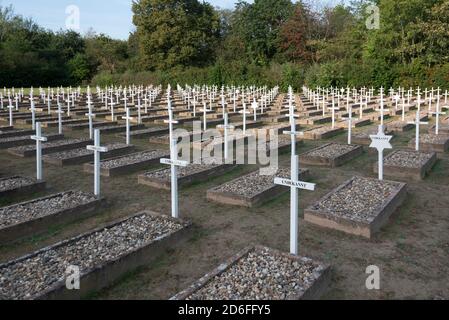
[2,1,449,91]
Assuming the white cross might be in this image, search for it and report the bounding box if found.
[30,101,37,130]
[274,156,316,255]
[47,94,52,115]
[251,99,258,122]
[217,113,235,160]
[329,94,340,129]
[342,103,353,145]
[200,102,211,131]
[85,104,96,139]
[31,122,48,181]
[7,101,14,127]
[239,102,251,135]
[136,101,142,124]
[432,92,446,135]
[370,125,393,180]
[164,107,179,144]
[408,110,429,151]
[376,87,389,127]
[122,108,133,145]
[55,103,64,134]
[160,138,189,218]
[87,129,109,197]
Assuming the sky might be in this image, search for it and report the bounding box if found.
[2,0,344,40]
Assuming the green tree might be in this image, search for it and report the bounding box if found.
[132,0,220,70]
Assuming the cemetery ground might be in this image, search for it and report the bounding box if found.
[0,120,448,300]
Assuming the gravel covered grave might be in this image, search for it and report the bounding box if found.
[419,134,449,144]
[45,143,128,160]
[0,176,38,192]
[100,150,168,169]
[0,191,97,229]
[304,143,359,158]
[140,158,222,179]
[384,150,434,168]
[211,168,299,198]
[8,138,90,152]
[308,176,401,223]
[183,247,327,300]
[0,213,186,300]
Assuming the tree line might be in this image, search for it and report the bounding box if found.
[1,0,449,91]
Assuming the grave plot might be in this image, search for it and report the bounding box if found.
[84,150,169,177]
[0,129,34,139]
[0,133,64,149]
[43,143,135,166]
[336,118,371,128]
[0,190,103,244]
[299,143,363,168]
[98,124,145,134]
[374,150,437,181]
[65,121,117,131]
[0,126,13,132]
[171,246,330,300]
[302,126,344,140]
[149,131,195,145]
[428,124,449,135]
[138,160,236,190]
[386,121,414,132]
[207,168,310,208]
[16,116,70,125]
[298,116,332,126]
[0,176,46,198]
[408,134,449,153]
[42,119,88,128]
[304,176,407,238]
[132,115,168,124]
[8,138,93,158]
[118,126,169,139]
[0,211,191,299]
[352,128,395,146]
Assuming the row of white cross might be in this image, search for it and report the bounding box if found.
[24,83,442,258]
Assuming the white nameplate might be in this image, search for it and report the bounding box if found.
[160,158,188,167]
[87,145,109,152]
[274,178,316,191]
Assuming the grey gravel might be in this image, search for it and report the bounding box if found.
[305,143,358,158]
[100,150,168,169]
[141,158,223,179]
[46,143,128,160]
[0,191,97,229]
[420,134,449,144]
[186,247,325,300]
[310,176,401,223]
[0,213,185,300]
[384,150,433,168]
[9,139,90,152]
[212,168,306,197]
[0,176,37,192]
